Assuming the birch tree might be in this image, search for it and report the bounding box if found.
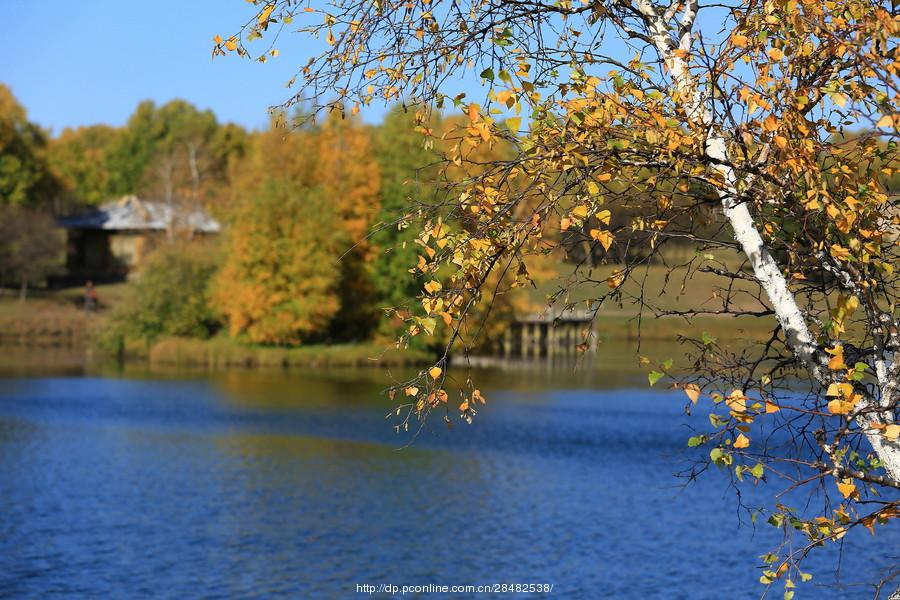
[220,0,900,593]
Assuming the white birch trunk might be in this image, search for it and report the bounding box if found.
[641,10,900,482]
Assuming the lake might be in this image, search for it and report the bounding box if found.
[0,363,897,598]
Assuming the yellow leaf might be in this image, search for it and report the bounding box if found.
[762,115,779,132]
[258,3,275,24]
[826,346,847,371]
[505,117,521,132]
[725,389,747,413]
[596,173,612,182]
[404,386,419,397]
[459,400,469,411]
[734,433,750,449]
[774,135,787,149]
[225,38,238,51]
[828,399,853,415]
[467,103,480,121]
[424,280,442,294]
[589,229,614,251]
[765,401,780,413]
[560,217,572,231]
[731,34,749,47]
[830,244,851,261]
[214,35,223,44]
[684,383,701,403]
[827,355,847,371]
[836,479,856,499]
[429,366,442,380]
[586,181,600,195]
[572,205,589,219]
[472,389,486,404]
[595,209,611,225]
[884,424,900,440]
[767,47,784,61]
[877,114,895,128]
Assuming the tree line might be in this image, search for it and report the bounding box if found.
[0,83,525,347]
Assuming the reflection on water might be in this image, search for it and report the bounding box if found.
[0,367,897,598]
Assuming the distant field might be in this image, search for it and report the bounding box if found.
[523,254,775,342]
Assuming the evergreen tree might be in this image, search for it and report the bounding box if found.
[371,106,438,321]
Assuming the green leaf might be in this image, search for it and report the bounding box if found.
[687,435,705,447]
[419,316,437,336]
[702,332,717,345]
[648,370,664,386]
[800,572,813,583]
[710,448,732,467]
[479,68,495,81]
[751,463,765,478]
[709,413,727,427]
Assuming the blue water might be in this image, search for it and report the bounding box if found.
[0,369,897,598]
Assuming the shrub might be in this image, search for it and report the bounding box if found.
[105,242,220,348]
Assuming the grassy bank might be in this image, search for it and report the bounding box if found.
[0,267,781,371]
[0,282,129,347]
[146,337,433,369]
[592,313,775,343]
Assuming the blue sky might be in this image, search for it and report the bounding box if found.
[2,1,735,136]
[1,1,348,134]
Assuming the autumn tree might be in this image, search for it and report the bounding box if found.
[0,85,56,207]
[223,0,900,594]
[0,86,62,295]
[214,121,343,345]
[105,100,246,221]
[0,206,64,299]
[313,113,382,339]
[48,125,120,209]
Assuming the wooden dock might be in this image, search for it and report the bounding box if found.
[500,309,597,358]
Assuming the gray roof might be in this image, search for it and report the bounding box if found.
[58,195,220,233]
